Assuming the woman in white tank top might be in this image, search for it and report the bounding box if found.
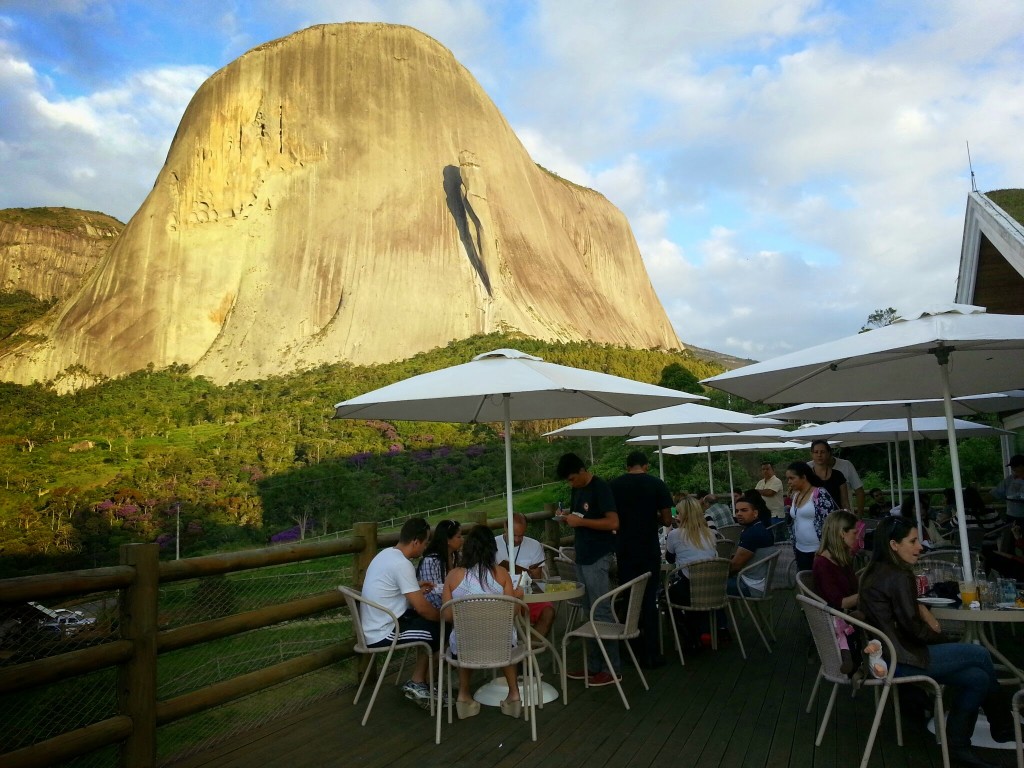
[441,525,524,720]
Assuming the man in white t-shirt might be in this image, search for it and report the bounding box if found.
[496,512,555,637]
[361,517,441,709]
[755,462,785,521]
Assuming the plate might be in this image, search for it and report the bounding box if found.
[996,602,1024,610]
[917,597,956,606]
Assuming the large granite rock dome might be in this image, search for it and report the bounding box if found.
[0,23,681,385]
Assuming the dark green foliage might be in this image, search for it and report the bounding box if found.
[0,291,56,341]
[658,362,705,395]
[986,189,1024,227]
[0,335,721,576]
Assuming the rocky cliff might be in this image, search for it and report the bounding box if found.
[0,23,682,386]
[0,208,122,300]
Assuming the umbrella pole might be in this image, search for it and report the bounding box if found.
[1000,429,1013,470]
[503,396,517,572]
[904,408,924,535]
[727,452,735,517]
[657,428,665,480]
[894,438,904,502]
[589,436,594,466]
[938,358,972,582]
[707,445,714,496]
[886,442,896,508]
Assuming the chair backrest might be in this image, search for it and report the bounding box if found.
[715,539,737,558]
[445,594,525,668]
[717,524,743,544]
[683,557,730,610]
[592,572,649,637]
[796,594,898,686]
[553,558,577,582]
[795,569,822,601]
[737,549,780,596]
[338,585,392,652]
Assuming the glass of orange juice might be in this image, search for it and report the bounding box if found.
[959,580,978,605]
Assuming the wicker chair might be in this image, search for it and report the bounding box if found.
[560,572,650,710]
[795,569,821,601]
[715,539,737,558]
[338,586,436,725]
[436,594,539,744]
[716,524,743,544]
[662,557,746,662]
[728,550,781,653]
[796,594,949,768]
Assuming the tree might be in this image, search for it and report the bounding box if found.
[658,363,704,395]
[860,307,901,333]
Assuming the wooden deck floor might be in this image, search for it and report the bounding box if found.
[171,593,1021,768]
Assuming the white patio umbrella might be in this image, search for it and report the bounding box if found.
[544,403,781,480]
[333,349,703,567]
[702,304,1024,581]
[788,418,1011,532]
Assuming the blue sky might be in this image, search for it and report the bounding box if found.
[1,0,1023,360]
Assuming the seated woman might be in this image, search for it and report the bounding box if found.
[416,519,464,610]
[859,516,1013,767]
[665,496,717,648]
[440,525,523,720]
[813,511,862,674]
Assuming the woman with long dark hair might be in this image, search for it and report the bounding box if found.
[809,440,850,511]
[440,525,523,720]
[860,516,1012,767]
[416,519,463,609]
[787,461,839,572]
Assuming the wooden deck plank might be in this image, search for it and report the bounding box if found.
[166,592,1024,768]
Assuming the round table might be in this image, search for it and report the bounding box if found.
[473,580,584,706]
[927,603,1024,750]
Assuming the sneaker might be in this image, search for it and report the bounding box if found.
[401,680,431,708]
[588,671,622,687]
[430,685,450,707]
[566,669,588,680]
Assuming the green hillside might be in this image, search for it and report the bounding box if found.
[0,334,727,576]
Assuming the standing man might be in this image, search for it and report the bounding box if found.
[992,455,1024,521]
[496,512,556,638]
[360,517,441,709]
[755,462,785,523]
[556,452,620,686]
[609,450,672,669]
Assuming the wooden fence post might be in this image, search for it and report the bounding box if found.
[118,543,159,768]
[352,522,377,588]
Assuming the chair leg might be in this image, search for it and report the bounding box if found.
[933,689,950,768]
[892,686,904,746]
[762,599,777,641]
[1016,699,1024,768]
[741,597,771,654]
[859,685,892,768]
[815,682,839,746]
[393,646,410,685]
[596,635,631,710]
[806,665,823,714]
[725,602,747,660]
[359,649,394,726]
[667,607,685,666]
[434,657,445,745]
[560,640,570,705]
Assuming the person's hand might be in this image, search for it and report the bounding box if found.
[513,587,525,599]
[565,514,583,528]
[528,564,543,580]
[419,581,433,594]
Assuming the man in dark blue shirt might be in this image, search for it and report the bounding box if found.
[556,452,620,686]
[729,495,775,597]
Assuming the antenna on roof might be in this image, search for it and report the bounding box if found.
[966,140,977,193]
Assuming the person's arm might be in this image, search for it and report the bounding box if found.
[991,479,1008,502]
[494,564,524,599]
[566,510,619,531]
[813,557,857,611]
[890,574,940,641]
[658,506,672,527]
[729,546,754,574]
[840,483,851,511]
[406,587,441,623]
[758,486,778,497]
[854,487,866,516]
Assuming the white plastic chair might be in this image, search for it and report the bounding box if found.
[729,550,781,653]
[796,594,949,768]
[560,572,650,710]
[338,586,435,725]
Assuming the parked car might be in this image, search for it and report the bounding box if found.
[38,608,96,637]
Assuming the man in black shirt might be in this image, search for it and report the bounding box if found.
[556,452,620,686]
[610,451,672,668]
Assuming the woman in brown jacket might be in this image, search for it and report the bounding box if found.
[859,516,1011,768]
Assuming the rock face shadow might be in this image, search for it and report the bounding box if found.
[443,164,491,296]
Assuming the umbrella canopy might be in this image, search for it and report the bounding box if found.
[333,349,703,567]
[702,305,1024,580]
[659,441,808,455]
[764,391,1024,422]
[627,427,795,447]
[544,403,781,479]
[788,417,1010,445]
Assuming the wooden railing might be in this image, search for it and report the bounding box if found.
[0,508,564,768]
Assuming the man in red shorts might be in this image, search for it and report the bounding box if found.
[496,512,555,637]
